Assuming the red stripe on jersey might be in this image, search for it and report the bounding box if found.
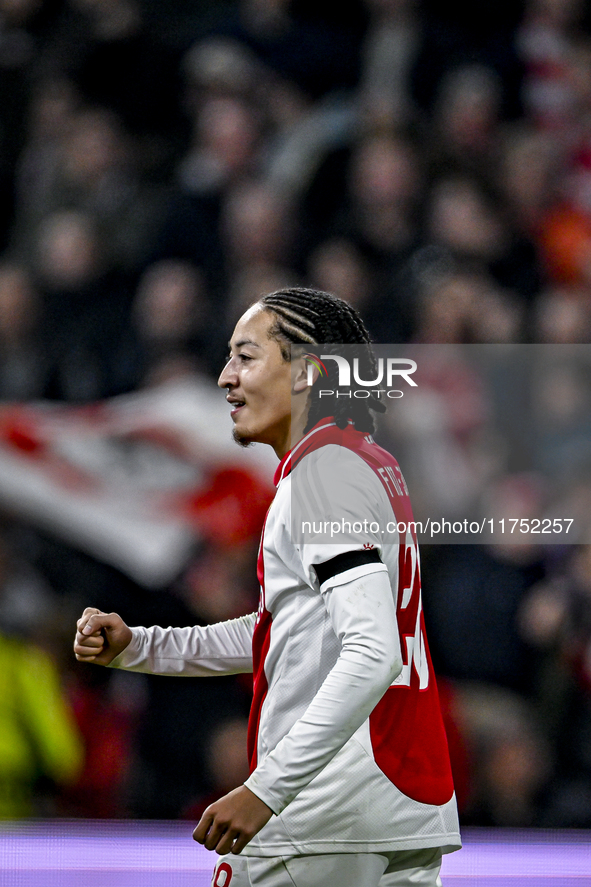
[369,546,454,806]
[369,675,454,806]
[247,518,272,772]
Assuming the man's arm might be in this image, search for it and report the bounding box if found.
[244,565,401,810]
[74,607,265,853]
[193,564,401,854]
[73,608,256,676]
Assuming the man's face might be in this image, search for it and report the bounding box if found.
[218,305,294,456]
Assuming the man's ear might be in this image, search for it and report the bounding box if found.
[293,357,316,392]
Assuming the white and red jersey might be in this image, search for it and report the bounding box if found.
[112,417,461,857]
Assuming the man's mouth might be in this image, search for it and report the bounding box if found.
[227,398,245,418]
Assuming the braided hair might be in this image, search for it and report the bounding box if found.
[258,286,385,433]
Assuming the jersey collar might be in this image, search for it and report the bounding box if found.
[273,417,364,486]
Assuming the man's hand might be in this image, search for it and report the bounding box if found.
[193,785,273,855]
[73,607,132,666]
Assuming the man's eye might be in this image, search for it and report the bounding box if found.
[224,352,252,365]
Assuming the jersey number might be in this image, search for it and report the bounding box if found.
[391,603,429,690]
[213,862,233,886]
[392,531,429,690]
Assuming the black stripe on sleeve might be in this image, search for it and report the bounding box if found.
[313,548,382,587]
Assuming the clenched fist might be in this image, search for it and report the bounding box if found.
[73,607,132,666]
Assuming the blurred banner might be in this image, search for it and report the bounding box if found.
[0,378,275,588]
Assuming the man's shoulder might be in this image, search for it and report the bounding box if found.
[296,434,397,478]
[291,442,390,516]
[295,440,377,478]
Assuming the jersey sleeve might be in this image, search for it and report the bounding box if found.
[244,567,402,813]
[108,613,256,676]
[291,445,394,587]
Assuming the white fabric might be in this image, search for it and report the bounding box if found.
[211,848,443,887]
[244,567,401,812]
[110,614,255,676]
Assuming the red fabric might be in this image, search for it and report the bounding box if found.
[368,544,455,807]
[247,514,273,772]
[436,677,473,815]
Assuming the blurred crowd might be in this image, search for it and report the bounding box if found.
[1,0,591,829]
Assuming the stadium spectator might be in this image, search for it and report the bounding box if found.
[0,260,45,400]
[299,125,425,340]
[356,0,425,129]
[220,177,299,291]
[515,0,591,135]
[532,285,591,342]
[206,0,367,104]
[410,264,525,345]
[43,0,185,173]
[31,208,136,401]
[305,235,377,321]
[0,528,84,817]
[418,170,543,307]
[425,63,504,181]
[128,257,216,384]
[517,544,591,826]
[0,0,64,250]
[494,124,562,239]
[452,682,552,827]
[12,103,164,274]
[182,716,250,821]
[61,664,141,818]
[148,90,269,302]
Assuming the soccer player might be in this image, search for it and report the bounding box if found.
[74,287,461,887]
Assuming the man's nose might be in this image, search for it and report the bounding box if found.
[218,358,237,389]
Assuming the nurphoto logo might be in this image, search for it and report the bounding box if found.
[305,350,418,400]
[303,353,328,377]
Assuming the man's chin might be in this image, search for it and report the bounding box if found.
[232,428,254,448]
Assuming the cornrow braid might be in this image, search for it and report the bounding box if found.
[259,286,386,433]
